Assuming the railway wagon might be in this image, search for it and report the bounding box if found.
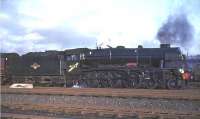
[64,44,189,89]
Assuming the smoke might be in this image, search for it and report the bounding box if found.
[157,13,194,48]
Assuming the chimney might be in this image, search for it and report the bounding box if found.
[138,45,143,49]
[160,44,170,48]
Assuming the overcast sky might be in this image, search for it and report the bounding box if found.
[0,0,200,55]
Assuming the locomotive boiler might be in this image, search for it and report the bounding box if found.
[64,44,189,89]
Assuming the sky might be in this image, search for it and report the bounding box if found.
[0,0,200,55]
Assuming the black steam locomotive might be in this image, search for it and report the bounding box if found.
[1,44,189,89]
[64,44,189,89]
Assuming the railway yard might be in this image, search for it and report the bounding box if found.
[1,85,200,119]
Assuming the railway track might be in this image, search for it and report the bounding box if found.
[1,113,61,119]
[2,100,200,119]
[1,86,200,100]
[2,87,200,119]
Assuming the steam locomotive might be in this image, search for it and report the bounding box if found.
[64,44,189,89]
[0,44,190,89]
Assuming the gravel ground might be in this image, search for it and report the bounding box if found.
[2,94,200,114]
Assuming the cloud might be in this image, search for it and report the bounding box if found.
[23,32,45,41]
[0,0,97,54]
[0,13,10,20]
[0,0,200,55]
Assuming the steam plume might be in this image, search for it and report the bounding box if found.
[157,13,193,47]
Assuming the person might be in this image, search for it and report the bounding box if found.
[182,71,191,86]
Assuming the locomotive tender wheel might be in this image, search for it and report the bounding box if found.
[167,79,178,89]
